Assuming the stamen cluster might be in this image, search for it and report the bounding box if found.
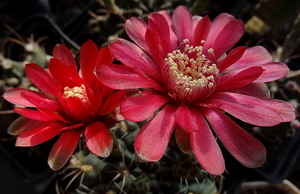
[164,39,219,103]
[63,84,88,102]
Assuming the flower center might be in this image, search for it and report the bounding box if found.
[163,39,219,103]
[63,84,88,101]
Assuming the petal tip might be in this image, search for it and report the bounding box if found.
[136,151,159,163]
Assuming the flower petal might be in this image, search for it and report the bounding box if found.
[206,19,244,59]
[193,16,211,46]
[97,46,114,64]
[16,122,65,146]
[172,6,193,44]
[192,15,202,28]
[125,17,149,52]
[206,92,296,126]
[175,104,203,132]
[205,13,235,42]
[120,91,169,122]
[175,126,192,153]
[217,46,247,72]
[190,112,225,175]
[109,39,160,80]
[84,121,113,157]
[61,96,91,123]
[225,83,270,98]
[225,46,273,71]
[8,116,50,135]
[204,13,244,59]
[99,90,125,115]
[52,44,77,70]
[96,63,157,89]
[202,108,266,168]
[134,105,177,162]
[48,58,83,87]
[3,88,35,107]
[48,129,82,170]
[254,62,289,82]
[80,40,99,86]
[14,107,55,121]
[216,66,264,90]
[145,28,165,65]
[148,12,177,53]
[21,90,60,111]
[25,63,59,97]
[37,108,70,123]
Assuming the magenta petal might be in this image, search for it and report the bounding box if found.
[206,13,235,42]
[156,10,173,26]
[145,28,165,65]
[48,129,82,170]
[96,63,156,89]
[172,6,193,44]
[254,62,289,82]
[110,39,160,80]
[156,11,178,47]
[80,40,99,86]
[125,17,149,52]
[25,63,59,97]
[190,113,225,175]
[216,66,264,90]
[8,116,49,135]
[148,12,177,53]
[52,44,77,70]
[202,108,266,168]
[120,91,169,122]
[134,105,177,162]
[192,15,202,27]
[14,107,55,121]
[226,83,270,98]
[193,16,211,46]
[206,92,296,126]
[174,104,204,132]
[217,46,247,72]
[256,98,297,122]
[84,121,113,157]
[205,20,244,59]
[206,92,282,126]
[204,13,238,57]
[3,88,35,107]
[16,122,65,146]
[225,46,273,71]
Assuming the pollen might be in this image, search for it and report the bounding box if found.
[208,48,214,53]
[164,39,219,102]
[63,84,88,101]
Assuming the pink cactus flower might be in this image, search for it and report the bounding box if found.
[95,6,297,175]
[3,40,125,170]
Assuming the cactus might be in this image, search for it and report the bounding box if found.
[55,121,219,194]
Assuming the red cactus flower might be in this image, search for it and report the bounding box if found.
[3,40,125,170]
[96,6,297,175]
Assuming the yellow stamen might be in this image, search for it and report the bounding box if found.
[164,39,219,102]
[63,84,88,101]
